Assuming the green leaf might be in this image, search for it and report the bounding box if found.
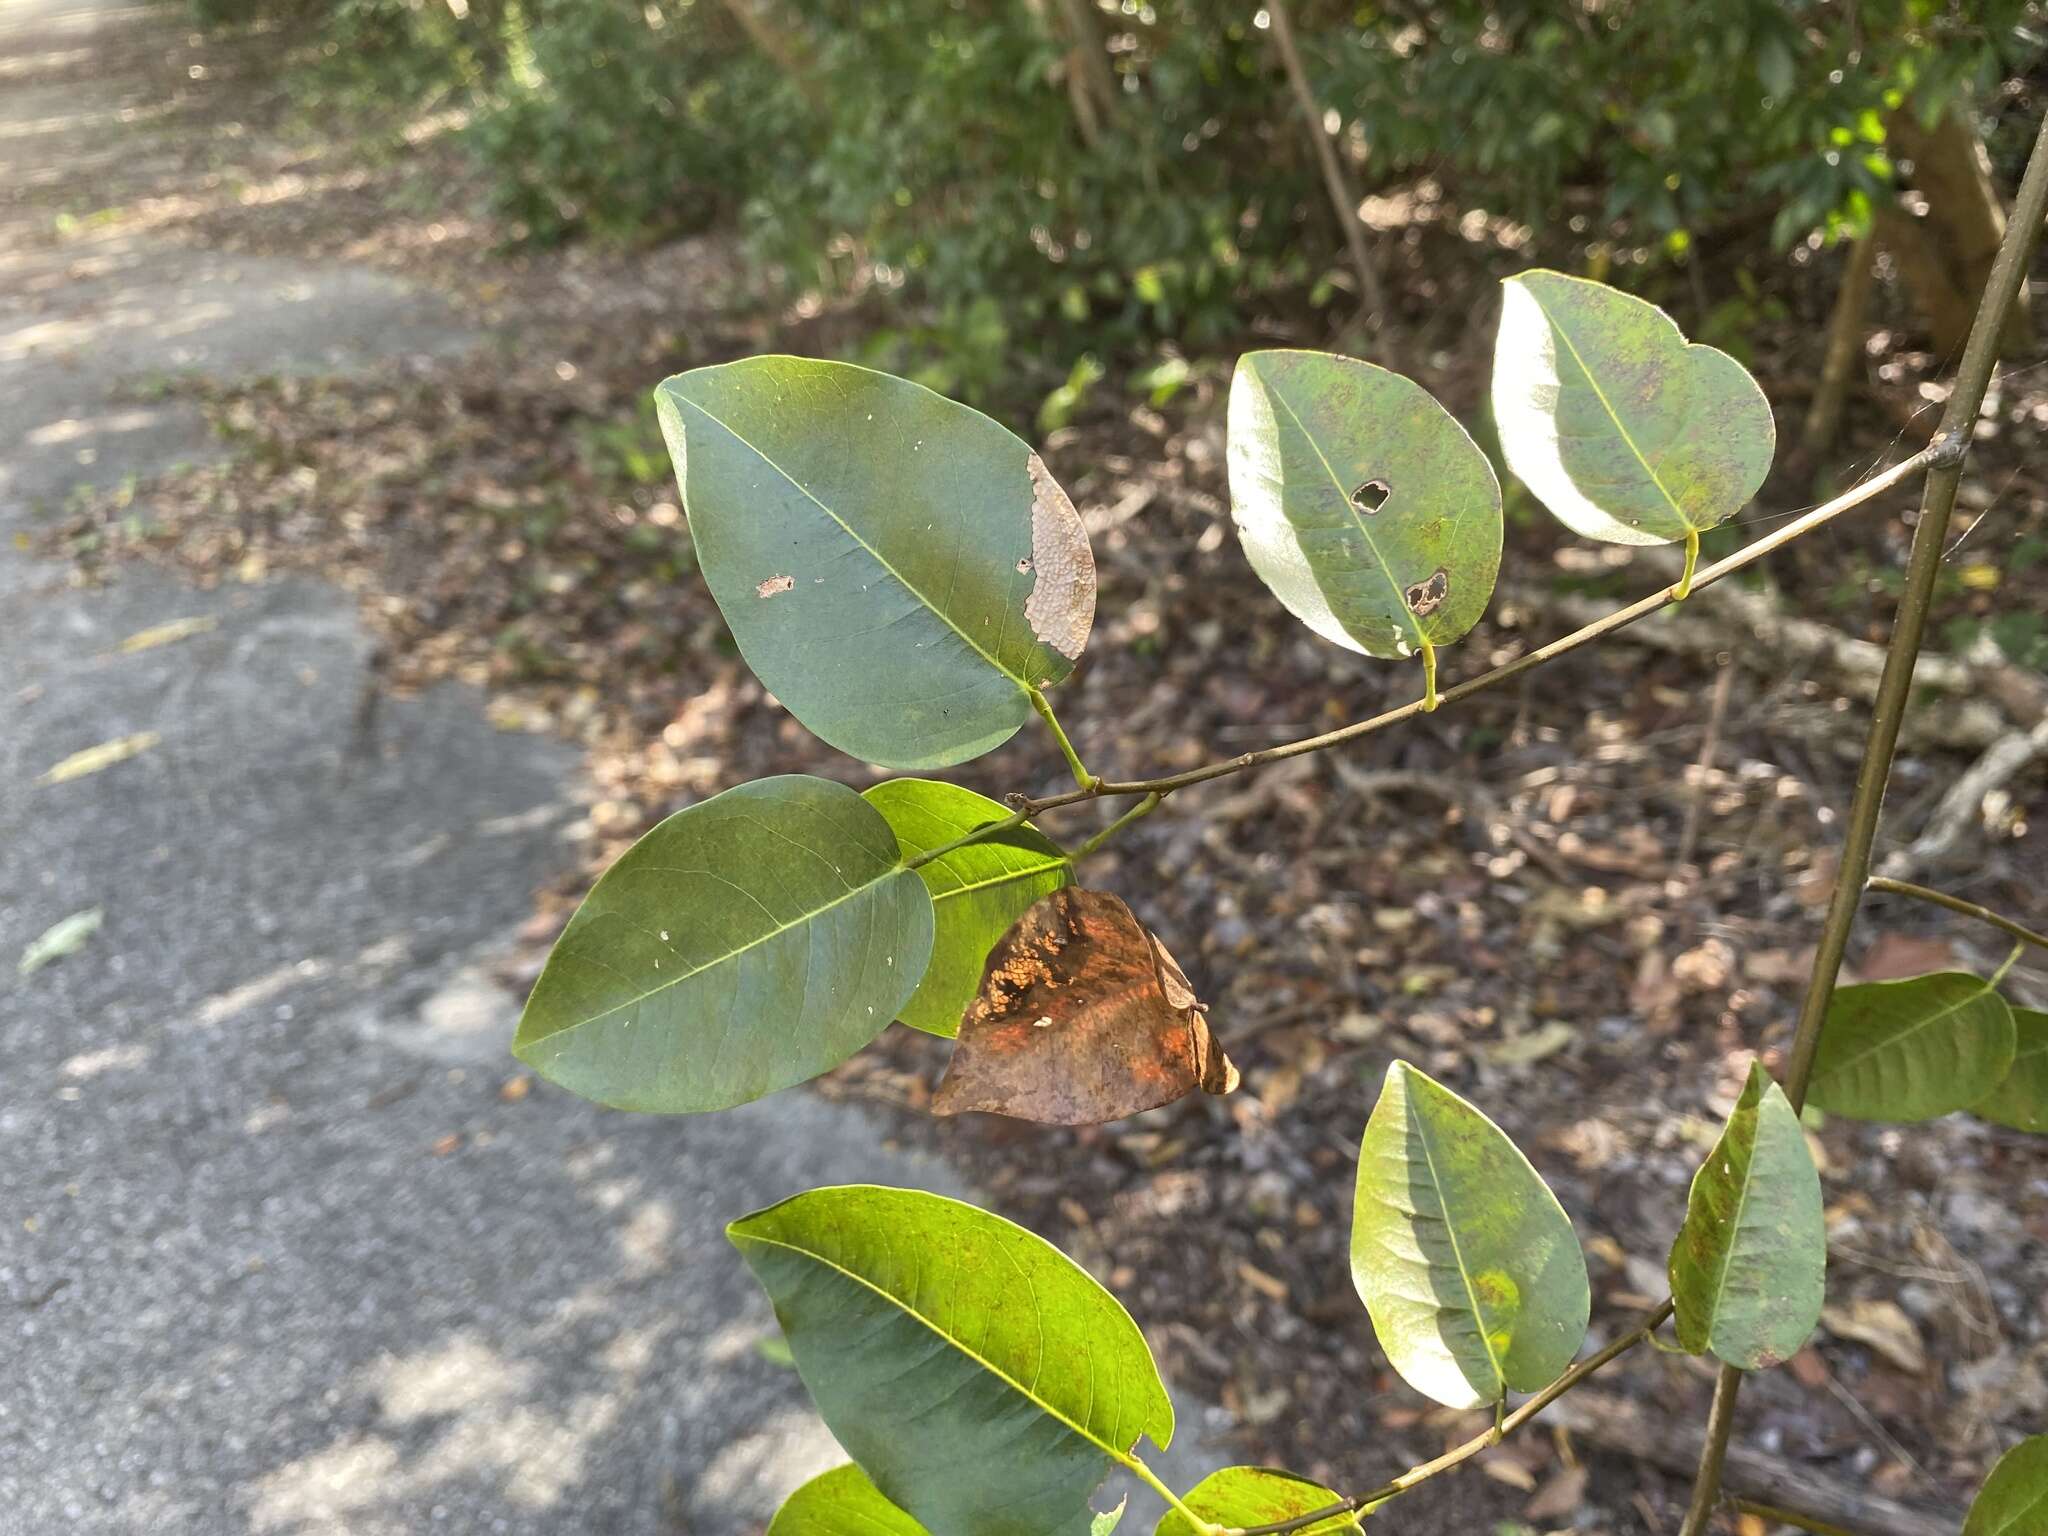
[1492,270,1774,545]
[1155,1468,1357,1536]
[1350,1061,1590,1409]
[1975,1008,2048,1133]
[729,1184,1174,1536]
[1091,1497,1127,1536]
[862,779,1070,1037]
[656,357,1095,769]
[1965,1436,2048,1536]
[1668,1061,1826,1369]
[1806,972,2016,1122]
[513,775,933,1113]
[770,1465,929,1536]
[1227,350,1502,658]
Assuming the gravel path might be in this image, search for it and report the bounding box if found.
[0,3,1224,1529]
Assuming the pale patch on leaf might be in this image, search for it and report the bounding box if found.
[1492,270,1773,546]
[1024,453,1095,663]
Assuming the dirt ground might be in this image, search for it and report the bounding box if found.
[27,13,2048,1534]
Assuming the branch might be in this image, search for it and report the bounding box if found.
[1865,876,2048,955]
[1262,0,1383,319]
[1675,105,2048,1536]
[1216,1301,1674,1536]
[1019,448,1931,819]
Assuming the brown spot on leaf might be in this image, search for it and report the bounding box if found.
[933,887,1237,1125]
[1022,454,1096,662]
[755,574,795,599]
[1405,568,1449,616]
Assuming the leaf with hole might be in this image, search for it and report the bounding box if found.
[1350,1060,1590,1409]
[1975,1008,2048,1133]
[656,356,1095,769]
[1155,1468,1357,1536]
[932,887,1238,1124]
[729,1184,1173,1536]
[1806,971,2016,1122]
[1227,349,1502,660]
[1492,270,1774,546]
[770,1465,928,1536]
[513,775,933,1113]
[863,779,1070,1037]
[1963,1435,2048,1536]
[1668,1061,1825,1370]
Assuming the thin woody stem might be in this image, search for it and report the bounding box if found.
[1676,106,2048,1536]
[1074,793,1163,859]
[1217,1301,1676,1536]
[904,451,1933,876]
[1022,449,1930,817]
[1865,877,2048,955]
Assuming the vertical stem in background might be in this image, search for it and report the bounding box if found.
[1799,229,1879,463]
[714,0,826,111]
[1261,0,1384,321]
[1051,0,1119,146]
[1675,109,2048,1536]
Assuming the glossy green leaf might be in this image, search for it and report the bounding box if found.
[1350,1061,1590,1409]
[1668,1061,1825,1369]
[1155,1468,1357,1536]
[514,775,933,1112]
[1975,1008,2048,1133]
[862,779,1070,1037]
[729,1185,1173,1536]
[1806,972,2016,1122]
[1964,1435,2048,1536]
[770,1465,928,1536]
[1492,270,1774,545]
[656,356,1096,769]
[1227,349,1502,659]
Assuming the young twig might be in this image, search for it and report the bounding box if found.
[1865,877,2048,955]
[1217,1301,1676,1536]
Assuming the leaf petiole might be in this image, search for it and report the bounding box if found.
[1417,635,1440,712]
[1121,1453,1223,1536]
[1030,684,1098,791]
[1673,528,1700,601]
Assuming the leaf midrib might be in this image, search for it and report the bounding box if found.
[1263,373,1424,649]
[1540,296,1689,529]
[674,389,1031,694]
[1695,1091,1763,1348]
[1407,1081,1509,1398]
[1817,979,1994,1084]
[734,1227,1139,1464]
[928,857,1069,906]
[525,865,907,1045]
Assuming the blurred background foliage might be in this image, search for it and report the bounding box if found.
[196,0,2043,400]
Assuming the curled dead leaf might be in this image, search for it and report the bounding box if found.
[932,887,1237,1125]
